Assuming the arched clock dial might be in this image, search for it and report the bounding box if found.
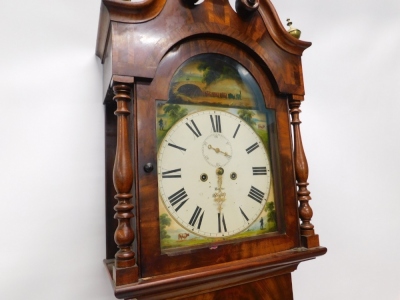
[158,110,271,238]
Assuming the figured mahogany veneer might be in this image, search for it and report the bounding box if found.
[96,0,326,298]
[104,247,326,300]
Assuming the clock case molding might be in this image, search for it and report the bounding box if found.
[96,0,326,299]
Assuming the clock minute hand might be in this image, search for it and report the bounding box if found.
[208,144,231,157]
[220,150,231,157]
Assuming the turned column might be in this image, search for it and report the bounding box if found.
[289,95,320,248]
[112,76,138,285]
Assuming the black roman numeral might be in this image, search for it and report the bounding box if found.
[162,168,181,178]
[248,186,265,203]
[246,142,259,154]
[252,167,267,175]
[239,207,249,222]
[167,143,186,152]
[168,188,188,211]
[210,114,221,133]
[186,120,202,137]
[218,213,227,233]
[188,206,204,229]
[233,124,241,138]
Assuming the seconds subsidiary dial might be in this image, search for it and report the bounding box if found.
[158,110,271,237]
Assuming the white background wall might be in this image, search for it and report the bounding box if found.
[0,0,399,299]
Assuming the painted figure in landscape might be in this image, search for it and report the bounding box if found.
[158,118,164,131]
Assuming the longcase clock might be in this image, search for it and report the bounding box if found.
[95,0,326,299]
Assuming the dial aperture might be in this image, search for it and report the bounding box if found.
[158,110,271,238]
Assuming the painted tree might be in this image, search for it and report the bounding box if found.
[197,59,241,87]
[237,109,256,127]
[265,201,277,231]
[159,213,172,239]
[163,104,188,124]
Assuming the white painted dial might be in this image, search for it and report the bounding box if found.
[157,110,271,238]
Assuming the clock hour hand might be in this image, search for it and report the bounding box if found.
[208,144,231,157]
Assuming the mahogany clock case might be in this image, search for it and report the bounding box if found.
[98,0,326,297]
[106,38,300,279]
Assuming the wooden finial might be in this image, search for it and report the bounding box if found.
[182,0,200,6]
[235,0,259,18]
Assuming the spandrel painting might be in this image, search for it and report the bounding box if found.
[157,54,278,254]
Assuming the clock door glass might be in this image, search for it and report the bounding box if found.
[156,54,280,253]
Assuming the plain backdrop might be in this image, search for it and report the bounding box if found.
[1,0,399,299]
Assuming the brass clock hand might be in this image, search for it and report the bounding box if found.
[208,144,231,157]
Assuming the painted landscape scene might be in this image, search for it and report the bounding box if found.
[168,53,263,109]
[159,199,277,252]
